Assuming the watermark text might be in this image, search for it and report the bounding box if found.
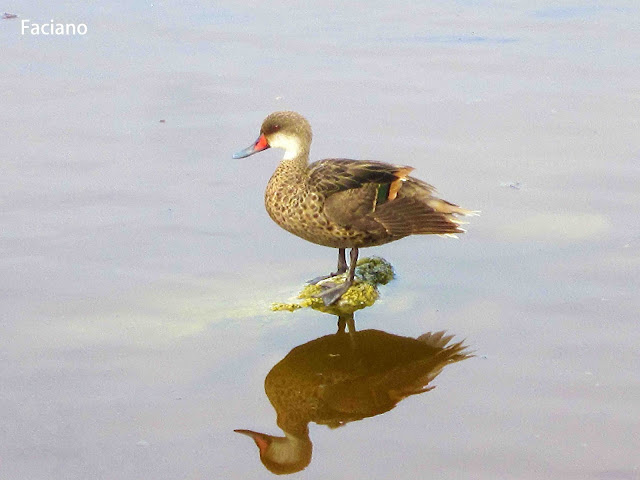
[21,19,87,35]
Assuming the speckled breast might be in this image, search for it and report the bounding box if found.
[264,175,384,249]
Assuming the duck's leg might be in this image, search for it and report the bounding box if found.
[307,248,347,284]
[336,248,348,274]
[318,247,359,305]
[337,313,357,346]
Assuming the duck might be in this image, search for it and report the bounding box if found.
[233,111,476,305]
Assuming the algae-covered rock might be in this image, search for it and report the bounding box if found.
[354,256,395,285]
[271,257,394,316]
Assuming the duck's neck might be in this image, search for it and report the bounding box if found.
[282,144,309,161]
[274,152,310,179]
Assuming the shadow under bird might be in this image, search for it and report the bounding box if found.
[233,111,476,305]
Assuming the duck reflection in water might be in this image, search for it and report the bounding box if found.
[235,258,473,474]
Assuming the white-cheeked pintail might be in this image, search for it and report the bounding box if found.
[233,111,477,304]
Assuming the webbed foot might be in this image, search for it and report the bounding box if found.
[315,279,353,306]
[307,273,339,285]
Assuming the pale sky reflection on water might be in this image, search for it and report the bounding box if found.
[1,1,639,479]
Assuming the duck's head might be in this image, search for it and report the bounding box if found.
[234,428,312,475]
[233,111,313,160]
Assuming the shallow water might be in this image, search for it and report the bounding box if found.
[1,1,639,479]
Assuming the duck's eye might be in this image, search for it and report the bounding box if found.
[264,124,281,135]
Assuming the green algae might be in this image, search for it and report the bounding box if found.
[271,257,394,316]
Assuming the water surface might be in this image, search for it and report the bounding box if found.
[1,1,639,479]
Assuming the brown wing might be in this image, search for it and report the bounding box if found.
[308,159,415,195]
[311,159,414,234]
[323,184,387,235]
[324,171,473,237]
[372,197,464,236]
[311,159,474,236]
[372,178,473,235]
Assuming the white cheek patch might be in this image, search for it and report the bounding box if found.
[270,132,303,160]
